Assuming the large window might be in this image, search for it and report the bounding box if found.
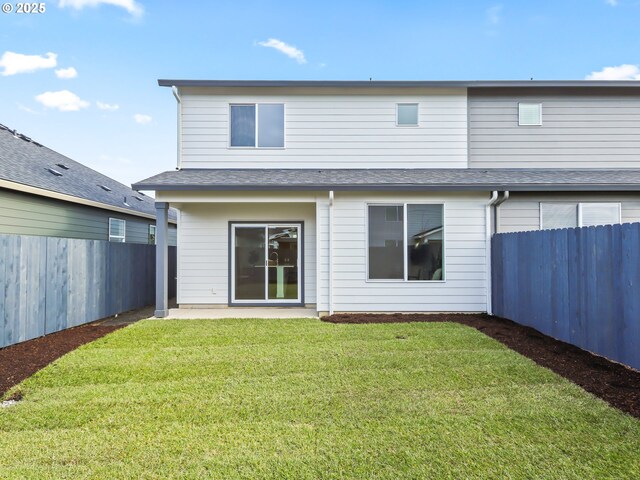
[230,103,284,148]
[368,204,444,281]
[540,202,621,229]
[109,218,126,243]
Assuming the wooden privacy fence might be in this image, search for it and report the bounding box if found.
[0,234,176,349]
[492,222,640,370]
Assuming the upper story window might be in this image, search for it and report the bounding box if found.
[396,103,419,126]
[109,218,126,242]
[540,202,621,230]
[230,103,284,148]
[518,103,542,126]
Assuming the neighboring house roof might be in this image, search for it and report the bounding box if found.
[0,124,176,222]
[133,168,640,192]
[159,79,640,89]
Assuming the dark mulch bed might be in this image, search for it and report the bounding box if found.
[0,322,124,398]
[323,313,640,419]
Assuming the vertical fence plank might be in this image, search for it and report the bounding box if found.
[493,223,640,370]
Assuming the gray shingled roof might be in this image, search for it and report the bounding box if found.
[133,168,640,192]
[0,125,176,221]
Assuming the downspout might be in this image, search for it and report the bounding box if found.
[328,190,334,316]
[494,191,510,234]
[486,191,500,316]
[172,86,182,170]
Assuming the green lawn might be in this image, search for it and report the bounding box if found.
[1,319,639,479]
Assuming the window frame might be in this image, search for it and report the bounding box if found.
[518,102,542,126]
[539,202,622,229]
[148,224,157,245]
[108,218,126,243]
[396,103,419,127]
[365,202,446,283]
[228,102,286,149]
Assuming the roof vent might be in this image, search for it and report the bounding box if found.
[47,168,63,177]
[56,163,69,170]
[98,184,112,192]
[123,196,130,207]
[134,195,144,201]
[136,191,146,197]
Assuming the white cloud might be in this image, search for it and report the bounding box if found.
[55,67,78,79]
[133,113,152,124]
[585,64,640,80]
[0,51,57,76]
[487,5,503,25]
[606,0,618,6]
[97,101,120,111]
[35,90,90,111]
[58,0,143,16]
[258,38,306,64]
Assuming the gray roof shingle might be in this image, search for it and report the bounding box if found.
[0,125,176,221]
[133,168,640,192]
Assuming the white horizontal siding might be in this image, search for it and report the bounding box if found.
[179,89,468,169]
[177,202,316,305]
[498,192,640,233]
[318,192,488,313]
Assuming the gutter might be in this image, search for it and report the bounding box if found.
[172,86,182,170]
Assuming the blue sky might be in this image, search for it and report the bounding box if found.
[1,0,639,189]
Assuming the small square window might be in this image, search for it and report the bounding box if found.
[519,103,542,125]
[230,103,284,148]
[397,103,418,126]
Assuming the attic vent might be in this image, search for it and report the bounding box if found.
[47,168,63,177]
[134,195,144,201]
[98,185,112,192]
[56,163,69,170]
[136,191,146,197]
[123,196,130,207]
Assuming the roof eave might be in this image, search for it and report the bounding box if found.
[132,182,640,192]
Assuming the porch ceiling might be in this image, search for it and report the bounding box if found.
[133,168,640,192]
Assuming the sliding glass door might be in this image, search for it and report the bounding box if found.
[231,223,301,304]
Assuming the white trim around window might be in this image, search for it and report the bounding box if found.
[365,202,446,283]
[539,202,622,230]
[518,103,542,126]
[396,103,419,127]
[108,218,126,243]
[228,103,286,149]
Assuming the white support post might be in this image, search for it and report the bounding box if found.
[155,202,169,318]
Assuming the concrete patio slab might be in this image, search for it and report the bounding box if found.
[160,307,318,320]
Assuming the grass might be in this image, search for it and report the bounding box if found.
[1,319,639,479]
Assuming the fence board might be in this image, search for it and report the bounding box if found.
[0,234,177,348]
[493,222,640,370]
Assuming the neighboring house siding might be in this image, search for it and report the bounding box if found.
[176,202,316,305]
[497,192,640,233]
[468,88,640,168]
[179,87,468,169]
[315,192,488,312]
[0,188,177,245]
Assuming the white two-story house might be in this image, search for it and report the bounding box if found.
[133,80,640,317]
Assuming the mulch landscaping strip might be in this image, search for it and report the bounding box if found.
[0,323,124,397]
[322,313,640,419]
